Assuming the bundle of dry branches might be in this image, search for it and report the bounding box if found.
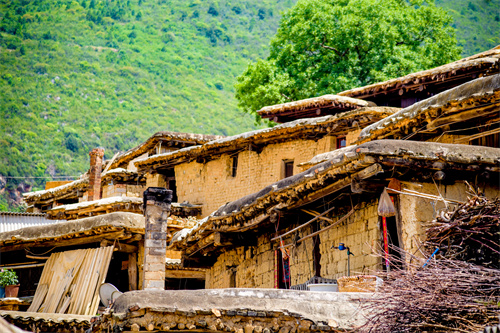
[360,252,500,332]
[425,193,500,269]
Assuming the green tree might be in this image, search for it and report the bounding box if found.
[235,0,462,116]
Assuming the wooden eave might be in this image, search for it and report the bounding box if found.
[258,95,375,123]
[23,178,89,206]
[101,169,146,184]
[0,212,145,252]
[47,199,143,221]
[110,132,225,170]
[171,204,202,217]
[357,74,500,144]
[135,108,397,173]
[338,49,500,100]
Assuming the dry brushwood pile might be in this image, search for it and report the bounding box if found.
[360,193,500,332]
[426,194,500,269]
[360,255,500,333]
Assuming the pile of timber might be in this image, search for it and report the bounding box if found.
[425,194,500,269]
[27,246,113,315]
[360,255,500,332]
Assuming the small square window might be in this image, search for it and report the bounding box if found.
[337,137,346,148]
[283,160,294,179]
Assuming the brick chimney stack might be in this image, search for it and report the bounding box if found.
[143,187,172,290]
[88,148,105,201]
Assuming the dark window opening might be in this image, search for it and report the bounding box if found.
[312,225,321,277]
[284,160,294,178]
[166,177,178,202]
[471,133,500,148]
[231,155,238,177]
[381,215,403,271]
[337,137,346,148]
[229,269,236,288]
[165,278,205,290]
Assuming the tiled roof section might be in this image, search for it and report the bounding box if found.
[22,177,88,204]
[110,131,225,170]
[135,108,397,171]
[357,73,500,143]
[101,168,145,183]
[0,212,145,250]
[257,94,374,121]
[0,311,90,331]
[338,46,500,99]
[46,196,143,220]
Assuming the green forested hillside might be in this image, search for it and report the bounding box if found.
[0,0,498,210]
[437,0,500,55]
[0,0,296,209]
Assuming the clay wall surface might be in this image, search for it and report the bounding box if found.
[426,134,469,144]
[101,184,146,199]
[172,137,335,216]
[397,180,499,255]
[318,201,381,280]
[206,235,275,289]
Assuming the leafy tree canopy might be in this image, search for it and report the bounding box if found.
[235,0,462,117]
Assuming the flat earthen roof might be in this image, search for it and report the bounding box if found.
[110,131,225,170]
[22,177,88,204]
[338,45,500,99]
[257,94,375,122]
[357,74,500,143]
[135,108,397,172]
[106,289,371,331]
[0,212,145,252]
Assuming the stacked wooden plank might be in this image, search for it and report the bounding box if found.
[27,246,114,315]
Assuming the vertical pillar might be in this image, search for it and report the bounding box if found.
[88,148,105,201]
[142,187,172,290]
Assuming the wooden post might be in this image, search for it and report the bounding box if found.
[128,253,138,291]
[138,240,144,290]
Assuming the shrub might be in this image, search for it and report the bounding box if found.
[0,269,18,287]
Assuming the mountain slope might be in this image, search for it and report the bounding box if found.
[0,0,296,209]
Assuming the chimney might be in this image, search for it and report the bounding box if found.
[142,187,172,290]
[88,148,105,201]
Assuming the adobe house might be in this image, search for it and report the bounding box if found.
[23,131,220,215]
[169,140,500,289]
[135,107,397,217]
[167,69,500,288]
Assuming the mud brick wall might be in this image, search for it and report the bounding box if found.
[398,180,500,256]
[319,201,381,279]
[146,173,168,189]
[173,137,335,217]
[101,184,146,199]
[206,235,275,289]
